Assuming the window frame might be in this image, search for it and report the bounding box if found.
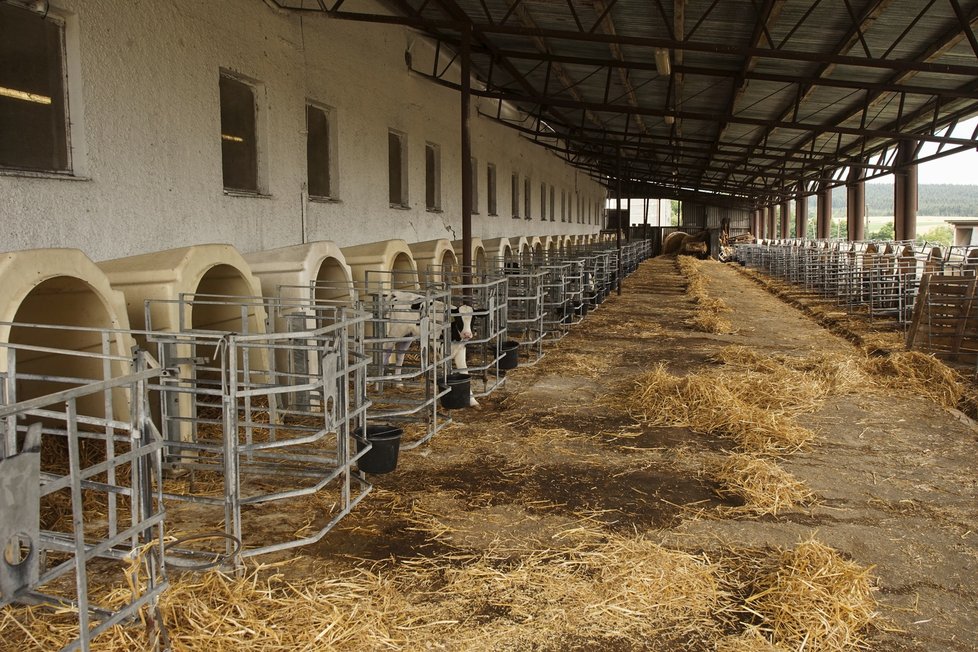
[511,172,520,219]
[425,141,441,212]
[388,129,409,209]
[0,6,82,178]
[219,70,267,196]
[306,101,338,201]
[487,163,497,216]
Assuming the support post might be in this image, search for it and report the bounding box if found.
[615,150,623,295]
[643,197,649,241]
[766,205,776,239]
[780,201,790,238]
[817,185,833,239]
[895,141,918,242]
[795,192,808,239]
[460,25,473,292]
[847,166,866,241]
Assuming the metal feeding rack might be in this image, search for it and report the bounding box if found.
[425,265,509,399]
[144,294,371,563]
[0,323,167,652]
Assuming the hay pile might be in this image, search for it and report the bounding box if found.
[714,454,814,516]
[2,531,722,652]
[865,350,965,409]
[2,533,878,652]
[625,363,815,455]
[678,257,734,334]
[744,539,878,650]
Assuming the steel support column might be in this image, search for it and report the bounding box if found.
[894,141,918,242]
[615,150,623,295]
[779,201,790,238]
[846,166,865,241]
[817,186,833,239]
[460,25,473,289]
[795,193,808,239]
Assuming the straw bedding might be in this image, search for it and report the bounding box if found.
[678,257,734,334]
[624,363,816,455]
[714,454,814,517]
[744,539,878,651]
[1,533,878,652]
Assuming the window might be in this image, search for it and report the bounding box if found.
[388,130,408,207]
[0,5,69,173]
[540,182,547,221]
[561,190,566,222]
[470,157,479,213]
[511,172,520,218]
[220,73,260,192]
[549,186,555,222]
[487,163,497,215]
[425,142,440,211]
[307,103,335,199]
[578,195,583,224]
[524,177,532,219]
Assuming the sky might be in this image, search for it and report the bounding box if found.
[868,116,978,185]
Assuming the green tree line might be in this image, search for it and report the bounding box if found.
[830,184,978,217]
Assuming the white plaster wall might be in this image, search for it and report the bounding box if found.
[0,0,605,262]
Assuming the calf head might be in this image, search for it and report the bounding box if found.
[451,304,475,342]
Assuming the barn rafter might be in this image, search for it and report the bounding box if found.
[273,0,978,207]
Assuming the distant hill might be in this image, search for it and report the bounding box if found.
[830,184,978,217]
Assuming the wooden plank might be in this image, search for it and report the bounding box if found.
[907,273,931,350]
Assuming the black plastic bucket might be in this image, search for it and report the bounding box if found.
[354,424,403,474]
[498,340,519,370]
[441,373,471,409]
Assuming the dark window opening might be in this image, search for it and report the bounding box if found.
[487,164,497,215]
[0,5,69,172]
[389,130,406,206]
[307,104,331,198]
[511,173,520,218]
[220,74,258,192]
[425,143,439,210]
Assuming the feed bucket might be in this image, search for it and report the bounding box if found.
[498,340,519,370]
[441,373,471,409]
[354,424,403,473]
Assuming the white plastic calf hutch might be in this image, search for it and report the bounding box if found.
[409,239,458,284]
[0,248,167,651]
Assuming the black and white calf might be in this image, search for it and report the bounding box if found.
[376,290,479,406]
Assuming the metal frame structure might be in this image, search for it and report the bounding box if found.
[499,261,547,366]
[145,294,371,562]
[425,264,509,398]
[0,324,167,652]
[272,0,978,210]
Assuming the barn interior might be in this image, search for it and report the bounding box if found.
[3,0,978,650]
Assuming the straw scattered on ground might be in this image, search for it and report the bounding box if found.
[1,528,724,652]
[713,453,815,517]
[623,363,816,455]
[743,538,879,651]
[679,256,735,334]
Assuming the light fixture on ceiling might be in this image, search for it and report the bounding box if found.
[664,115,675,125]
[654,48,671,76]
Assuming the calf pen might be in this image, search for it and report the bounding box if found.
[144,293,371,564]
[424,265,509,399]
[0,324,167,652]
[297,271,455,450]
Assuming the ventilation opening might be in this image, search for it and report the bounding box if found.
[314,257,352,304]
[9,276,115,406]
[391,253,416,289]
